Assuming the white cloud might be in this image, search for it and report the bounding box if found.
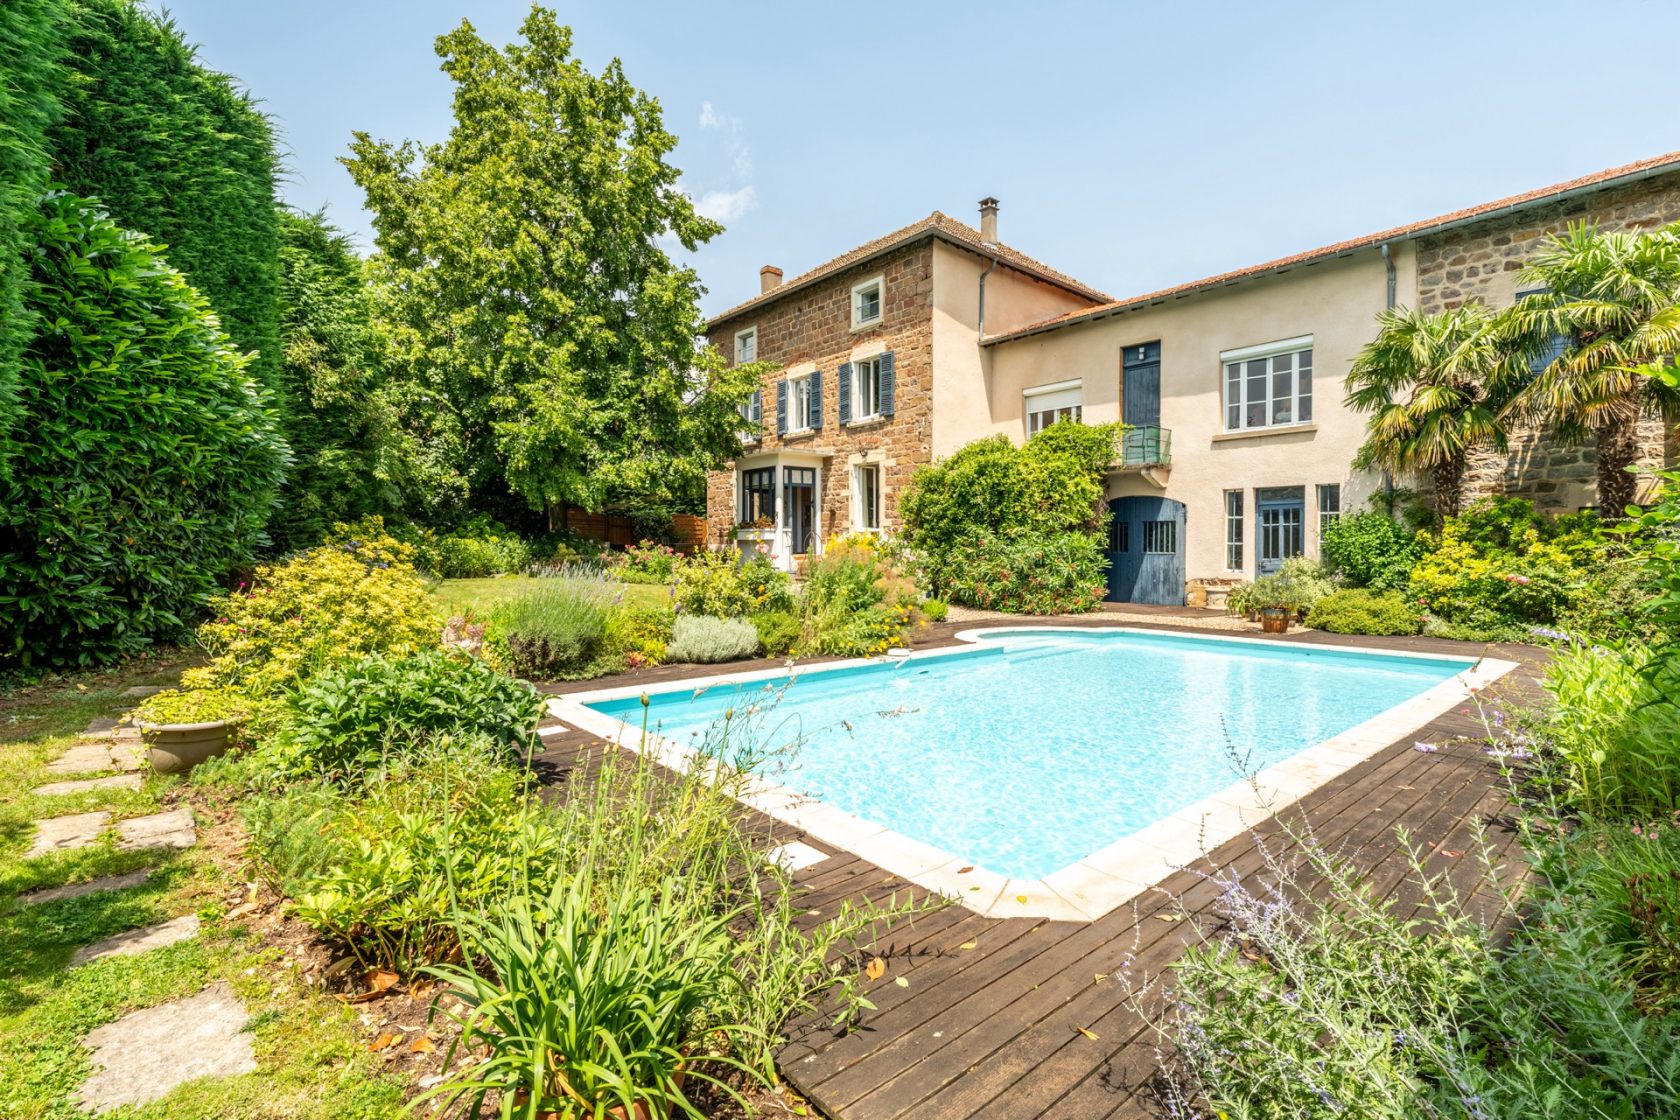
[692,185,759,224]
[699,101,724,130]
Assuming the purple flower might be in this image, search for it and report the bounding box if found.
[1414,741,1439,753]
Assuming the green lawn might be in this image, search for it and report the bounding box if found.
[429,575,672,617]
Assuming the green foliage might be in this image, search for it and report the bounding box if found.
[0,192,286,669]
[52,0,281,391]
[667,615,759,664]
[1306,589,1421,636]
[1628,472,1680,681]
[1239,558,1338,615]
[132,686,249,726]
[421,517,532,578]
[674,550,793,617]
[1558,818,1680,1016]
[344,6,757,519]
[1319,510,1421,591]
[799,535,921,654]
[271,650,543,780]
[1409,505,1586,634]
[1540,641,1680,818]
[902,425,1117,612]
[922,597,949,623]
[0,0,64,474]
[616,539,681,584]
[184,518,439,697]
[750,610,801,657]
[484,572,618,679]
[605,603,674,668]
[267,209,406,552]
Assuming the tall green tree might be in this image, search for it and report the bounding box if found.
[343,5,756,522]
[1501,222,1680,517]
[268,210,408,552]
[1345,305,1516,522]
[0,0,65,476]
[49,0,281,391]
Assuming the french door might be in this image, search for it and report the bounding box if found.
[1256,487,1304,575]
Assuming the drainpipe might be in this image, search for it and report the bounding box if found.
[1380,242,1397,514]
[977,253,1000,341]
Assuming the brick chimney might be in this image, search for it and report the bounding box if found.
[979,197,999,244]
[759,265,783,294]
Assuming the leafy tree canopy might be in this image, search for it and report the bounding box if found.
[343,5,757,518]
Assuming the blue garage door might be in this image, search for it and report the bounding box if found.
[1106,496,1186,605]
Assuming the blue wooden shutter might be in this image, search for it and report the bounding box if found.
[809,368,823,430]
[838,362,852,425]
[879,352,895,417]
[776,380,788,436]
[751,388,762,423]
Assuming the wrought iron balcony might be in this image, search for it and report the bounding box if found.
[1117,425,1171,469]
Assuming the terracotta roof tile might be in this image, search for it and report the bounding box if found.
[707,212,1110,326]
[985,149,1680,345]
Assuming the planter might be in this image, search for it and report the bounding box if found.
[138,718,240,774]
[1258,607,1292,635]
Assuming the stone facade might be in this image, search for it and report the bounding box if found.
[1415,172,1680,510]
[704,242,936,553]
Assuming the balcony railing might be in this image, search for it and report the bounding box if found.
[1118,425,1171,468]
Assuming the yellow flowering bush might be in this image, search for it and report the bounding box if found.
[184,517,441,697]
[1408,519,1579,632]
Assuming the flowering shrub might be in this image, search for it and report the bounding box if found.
[421,518,532,578]
[936,531,1107,615]
[673,550,793,617]
[483,574,619,679]
[604,604,674,667]
[614,539,680,584]
[1408,518,1579,630]
[1541,640,1680,818]
[184,517,439,697]
[799,535,922,654]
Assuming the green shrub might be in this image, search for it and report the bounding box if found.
[605,603,674,668]
[423,520,533,578]
[133,686,249,727]
[1319,511,1421,591]
[1410,519,1580,633]
[1306,589,1421,636]
[1540,642,1680,818]
[615,539,680,584]
[674,550,793,617]
[798,534,922,653]
[1240,558,1338,615]
[270,650,544,780]
[935,530,1107,615]
[183,518,439,698]
[750,610,801,657]
[667,615,759,663]
[1,192,287,669]
[921,597,949,623]
[1558,819,1680,1015]
[484,573,618,679]
[805,603,917,657]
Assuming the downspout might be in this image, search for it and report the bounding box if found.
[1380,242,1397,513]
[977,253,1000,341]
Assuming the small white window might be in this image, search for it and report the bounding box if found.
[853,463,882,532]
[1225,490,1244,570]
[851,276,883,328]
[1024,381,1083,438]
[788,373,813,433]
[1221,336,1313,432]
[734,327,756,364]
[1317,483,1341,545]
[852,357,882,420]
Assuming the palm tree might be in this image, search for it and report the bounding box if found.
[1501,222,1680,517]
[1345,304,1518,522]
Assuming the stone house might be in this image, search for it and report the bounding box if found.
[704,152,1680,594]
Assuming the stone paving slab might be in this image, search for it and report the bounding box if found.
[116,808,195,851]
[22,868,156,907]
[120,685,165,699]
[78,717,122,738]
[27,811,111,857]
[47,740,145,775]
[79,981,254,1112]
[35,774,144,797]
[71,914,199,966]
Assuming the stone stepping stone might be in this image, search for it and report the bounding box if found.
[120,685,165,699]
[116,808,195,851]
[78,981,254,1113]
[71,914,199,966]
[47,740,144,775]
[22,868,155,907]
[78,717,122,738]
[35,774,143,797]
[27,811,111,858]
[768,840,831,873]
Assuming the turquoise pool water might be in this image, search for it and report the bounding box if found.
[585,630,1471,880]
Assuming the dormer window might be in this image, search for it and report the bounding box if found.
[851,276,883,329]
[734,326,757,364]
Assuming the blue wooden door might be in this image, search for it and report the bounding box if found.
[1122,342,1161,428]
[1106,495,1186,605]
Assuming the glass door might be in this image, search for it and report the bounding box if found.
[1256,486,1304,575]
[782,467,817,556]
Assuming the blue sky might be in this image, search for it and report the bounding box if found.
[162,0,1680,317]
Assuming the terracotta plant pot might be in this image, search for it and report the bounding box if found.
[138,718,240,774]
[1258,607,1291,635]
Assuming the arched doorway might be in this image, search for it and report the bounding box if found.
[1106,496,1186,605]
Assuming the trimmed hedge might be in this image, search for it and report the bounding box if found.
[1306,589,1421,636]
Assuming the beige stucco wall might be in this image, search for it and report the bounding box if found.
[929,241,1102,457]
[986,244,1420,583]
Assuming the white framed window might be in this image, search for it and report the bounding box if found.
[853,463,882,532]
[851,275,883,328]
[1221,336,1313,431]
[1317,483,1341,543]
[737,387,763,442]
[1225,490,1244,570]
[734,326,757,364]
[1024,380,1083,438]
[852,357,883,420]
[788,373,814,433]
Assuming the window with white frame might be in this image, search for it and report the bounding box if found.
[851,276,883,328]
[734,326,756,364]
[1024,381,1083,438]
[1225,490,1244,570]
[1317,483,1341,542]
[852,357,883,420]
[853,463,882,532]
[1222,337,1314,431]
[788,373,814,433]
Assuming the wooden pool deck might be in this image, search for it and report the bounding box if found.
[535,614,1544,1120]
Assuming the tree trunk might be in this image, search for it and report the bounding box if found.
[1432,457,1466,524]
[1593,405,1643,519]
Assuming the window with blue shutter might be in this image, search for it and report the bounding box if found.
[751,388,762,423]
[776,380,788,436]
[879,352,896,417]
[809,368,823,430]
[838,362,852,425]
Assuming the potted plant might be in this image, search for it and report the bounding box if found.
[131,687,249,773]
[1244,574,1306,634]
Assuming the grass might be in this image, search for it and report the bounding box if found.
[429,575,672,617]
[0,656,410,1120]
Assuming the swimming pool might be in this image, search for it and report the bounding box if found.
[557,627,1514,921]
